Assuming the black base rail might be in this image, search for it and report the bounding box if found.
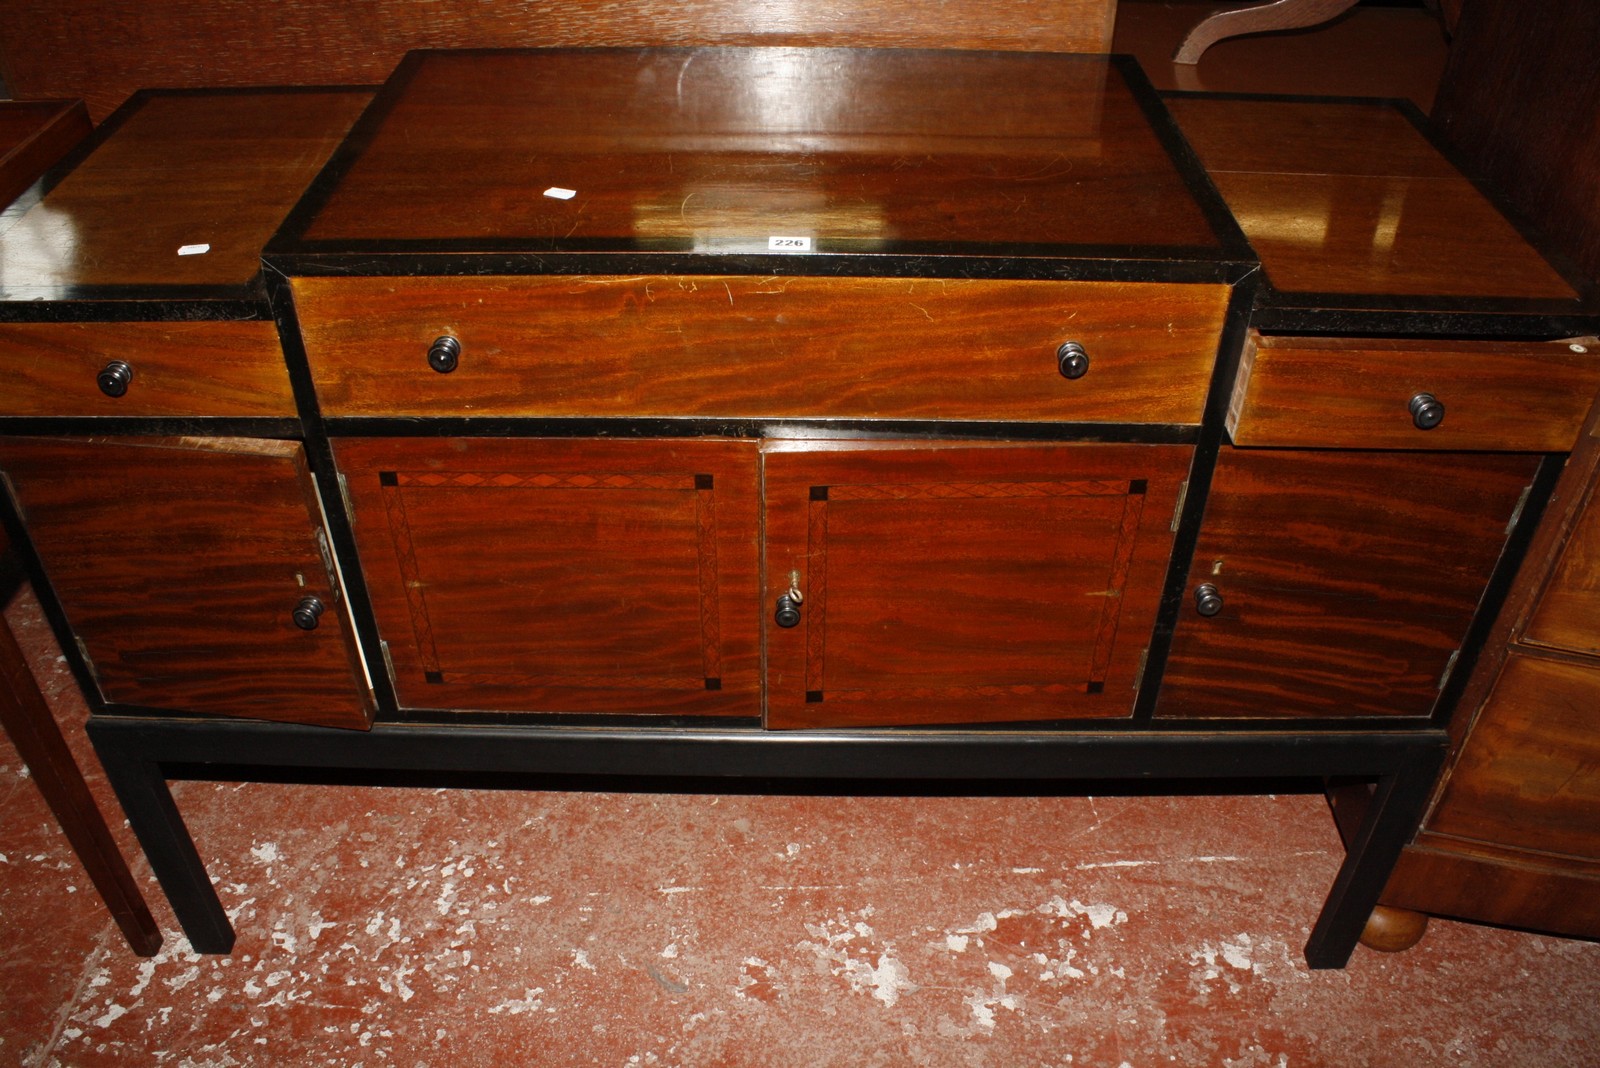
[86,715,1447,969]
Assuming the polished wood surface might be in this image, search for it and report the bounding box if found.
[1228,334,1600,451]
[0,438,370,729]
[0,0,1118,122]
[0,91,370,295]
[1159,446,1538,719]
[765,442,1189,728]
[1524,440,1600,655]
[0,548,162,955]
[1428,653,1600,859]
[334,438,762,717]
[0,100,91,212]
[1167,97,1580,300]
[294,275,1228,423]
[0,322,294,419]
[298,49,1222,255]
[1433,0,1600,283]
[1380,841,1600,940]
[1374,384,1600,940]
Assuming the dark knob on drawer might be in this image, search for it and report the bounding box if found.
[1194,583,1224,617]
[1057,341,1090,380]
[97,360,133,397]
[1409,392,1445,430]
[774,594,802,629]
[427,335,461,374]
[292,595,326,631]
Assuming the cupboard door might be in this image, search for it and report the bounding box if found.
[763,442,1191,728]
[1158,447,1539,720]
[0,437,371,728]
[335,438,761,716]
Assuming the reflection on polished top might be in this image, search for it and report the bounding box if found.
[292,48,1232,260]
[1166,97,1579,302]
[0,91,371,297]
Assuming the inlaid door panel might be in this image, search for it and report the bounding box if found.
[0,437,371,728]
[1158,447,1540,720]
[334,438,761,715]
[763,441,1192,728]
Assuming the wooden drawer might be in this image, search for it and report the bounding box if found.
[1524,434,1600,656]
[1228,333,1600,450]
[0,321,295,418]
[293,275,1229,423]
[1428,652,1600,861]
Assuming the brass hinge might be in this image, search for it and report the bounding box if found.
[1170,480,1189,532]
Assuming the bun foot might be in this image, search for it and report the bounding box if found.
[1361,905,1430,953]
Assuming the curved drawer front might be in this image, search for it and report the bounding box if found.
[293,275,1228,423]
[1228,333,1600,451]
[0,321,294,418]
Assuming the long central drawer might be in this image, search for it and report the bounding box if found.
[292,275,1229,422]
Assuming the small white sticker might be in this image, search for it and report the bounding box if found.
[767,235,812,252]
[177,243,211,256]
[543,187,577,200]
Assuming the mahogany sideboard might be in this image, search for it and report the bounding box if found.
[1,50,1595,967]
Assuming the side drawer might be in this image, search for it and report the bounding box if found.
[0,321,295,418]
[293,275,1229,423]
[1228,333,1600,450]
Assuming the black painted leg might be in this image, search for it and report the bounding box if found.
[87,731,235,954]
[1303,747,1444,969]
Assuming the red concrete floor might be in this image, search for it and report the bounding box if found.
[4,7,1600,1065]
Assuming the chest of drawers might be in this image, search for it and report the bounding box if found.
[4,51,1594,967]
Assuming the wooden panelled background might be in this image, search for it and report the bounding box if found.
[0,0,1117,122]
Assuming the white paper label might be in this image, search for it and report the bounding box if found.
[177,243,211,256]
[543,187,578,200]
[767,235,812,252]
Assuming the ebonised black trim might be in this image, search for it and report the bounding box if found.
[262,264,400,716]
[319,417,1204,444]
[1132,272,1261,722]
[1428,452,1566,728]
[0,418,302,439]
[0,297,272,322]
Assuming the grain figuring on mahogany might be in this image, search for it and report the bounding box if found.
[1158,447,1539,720]
[334,438,762,717]
[1426,653,1600,860]
[0,0,1119,122]
[1228,334,1600,452]
[0,438,370,729]
[1432,0,1600,283]
[1523,457,1600,655]
[764,442,1190,729]
[296,49,1221,255]
[0,322,294,419]
[293,276,1229,424]
[0,91,371,294]
[1166,96,1579,301]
